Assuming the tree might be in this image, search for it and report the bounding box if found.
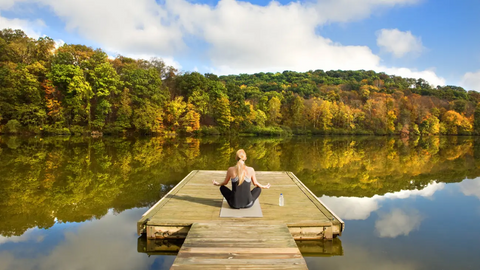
[419,114,440,135]
[267,96,282,126]
[164,97,187,131]
[132,101,164,134]
[182,103,201,133]
[290,95,305,128]
[213,96,232,131]
[0,62,46,128]
[319,100,333,131]
[441,110,472,135]
[43,80,64,124]
[113,88,133,131]
[474,103,480,135]
[91,62,122,130]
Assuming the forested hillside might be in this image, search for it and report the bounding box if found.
[1,28,480,136]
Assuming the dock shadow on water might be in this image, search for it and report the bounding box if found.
[1,135,480,269]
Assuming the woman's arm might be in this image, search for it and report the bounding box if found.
[251,168,271,189]
[213,168,232,186]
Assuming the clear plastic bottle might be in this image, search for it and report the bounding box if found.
[279,193,284,206]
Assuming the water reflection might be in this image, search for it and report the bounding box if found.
[1,135,478,238]
[1,135,480,269]
[0,229,44,245]
[0,208,175,270]
[459,177,480,199]
[306,246,420,270]
[137,238,184,256]
[136,238,344,257]
[308,177,480,270]
[375,208,423,238]
[320,182,444,220]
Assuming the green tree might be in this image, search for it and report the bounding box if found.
[319,100,333,131]
[164,97,187,131]
[267,96,282,126]
[91,62,122,130]
[290,95,305,128]
[214,96,232,131]
[474,103,480,135]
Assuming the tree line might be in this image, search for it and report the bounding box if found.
[1,28,480,136]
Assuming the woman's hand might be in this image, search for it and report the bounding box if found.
[212,180,220,186]
[262,183,271,189]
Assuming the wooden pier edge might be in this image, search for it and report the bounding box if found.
[286,172,345,233]
[137,170,199,235]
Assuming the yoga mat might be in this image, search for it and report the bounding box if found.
[219,198,263,218]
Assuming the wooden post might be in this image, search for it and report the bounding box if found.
[324,226,333,240]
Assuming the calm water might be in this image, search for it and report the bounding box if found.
[0,136,479,270]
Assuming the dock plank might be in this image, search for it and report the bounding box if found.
[171,222,307,270]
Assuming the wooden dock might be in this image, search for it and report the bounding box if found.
[137,170,345,269]
[171,222,307,269]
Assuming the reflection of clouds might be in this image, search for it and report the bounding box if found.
[0,252,14,270]
[320,196,380,220]
[321,182,444,220]
[384,182,445,199]
[459,178,480,200]
[0,208,173,270]
[375,208,423,238]
[0,229,44,245]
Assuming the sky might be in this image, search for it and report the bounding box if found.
[0,0,479,90]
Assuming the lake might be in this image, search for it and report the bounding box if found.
[0,135,479,270]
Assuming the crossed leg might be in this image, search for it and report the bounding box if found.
[220,186,262,209]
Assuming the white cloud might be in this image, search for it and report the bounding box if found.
[165,0,444,85]
[461,70,480,91]
[53,39,64,49]
[0,13,44,38]
[36,0,184,55]
[375,208,423,238]
[168,0,381,74]
[311,0,419,24]
[377,28,424,58]
[162,57,182,70]
[0,0,26,10]
[458,178,480,200]
[1,0,446,86]
[383,67,445,87]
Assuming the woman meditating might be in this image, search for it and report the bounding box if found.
[213,149,271,209]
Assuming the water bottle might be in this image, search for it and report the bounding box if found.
[279,193,284,206]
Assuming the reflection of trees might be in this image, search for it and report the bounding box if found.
[283,136,478,197]
[1,135,479,237]
[0,136,202,236]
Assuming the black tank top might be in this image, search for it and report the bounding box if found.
[230,176,252,208]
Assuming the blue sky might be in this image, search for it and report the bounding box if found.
[1,0,479,90]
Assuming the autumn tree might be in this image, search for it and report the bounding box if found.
[267,96,282,126]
